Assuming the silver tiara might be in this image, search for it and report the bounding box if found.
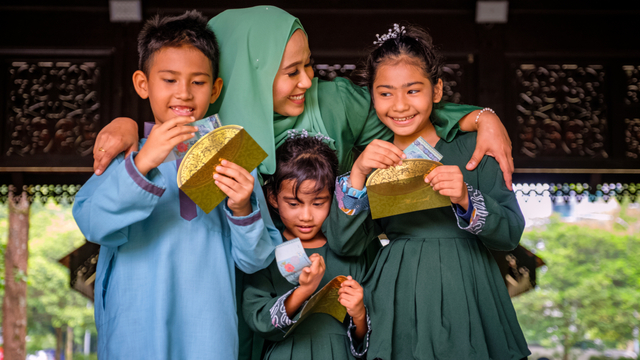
[373,24,406,46]
[286,129,332,142]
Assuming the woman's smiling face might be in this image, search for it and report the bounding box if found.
[272,30,314,117]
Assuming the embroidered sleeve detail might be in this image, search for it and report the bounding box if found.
[124,154,165,197]
[270,287,298,330]
[347,308,372,358]
[336,173,370,216]
[454,184,488,235]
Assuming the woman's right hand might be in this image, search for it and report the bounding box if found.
[351,139,405,190]
[93,118,140,175]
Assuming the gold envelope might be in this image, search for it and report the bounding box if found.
[284,275,347,338]
[366,159,451,219]
[177,125,267,213]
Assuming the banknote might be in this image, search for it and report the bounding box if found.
[403,136,443,161]
[275,238,313,285]
[164,114,223,163]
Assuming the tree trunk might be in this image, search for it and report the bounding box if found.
[55,327,63,360]
[66,325,74,360]
[562,336,570,360]
[2,191,30,360]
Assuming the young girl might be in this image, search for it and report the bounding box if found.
[242,134,376,360]
[337,24,531,360]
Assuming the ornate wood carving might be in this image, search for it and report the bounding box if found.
[514,182,639,203]
[4,61,102,158]
[0,184,80,205]
[625,118,640,159]
[441,64,465,104]
[515,64,608,159]
[623,65,640,105]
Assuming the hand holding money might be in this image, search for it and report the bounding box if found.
[135,116,197,175]
[275,238,313,285]
[351,139,405,190]
[283,253,326,319]
[298,253,326,294]
[164,114,222,163]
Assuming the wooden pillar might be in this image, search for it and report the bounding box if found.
[2,190,30,360]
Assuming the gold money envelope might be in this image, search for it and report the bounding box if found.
[366,159,451,219]
[284,275,347,338]
[177,125,267,213]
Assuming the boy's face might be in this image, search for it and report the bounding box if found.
[133,45,222,124]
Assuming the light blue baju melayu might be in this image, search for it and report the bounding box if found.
[73,134,281,360]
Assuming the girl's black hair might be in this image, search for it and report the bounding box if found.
[137,10,220,78]
[263,136,339,203]
[354,23,444,91]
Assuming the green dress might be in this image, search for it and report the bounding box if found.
[332,132,530,360]
[242,241,379,360]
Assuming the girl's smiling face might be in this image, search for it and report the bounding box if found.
[372,60,443,144]
[269,179,330,247]
[272,30,314,117]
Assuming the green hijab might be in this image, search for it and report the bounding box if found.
[207,6,332,175]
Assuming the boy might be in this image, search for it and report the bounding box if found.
[73,11,280,360]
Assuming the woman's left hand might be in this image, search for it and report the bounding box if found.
[214,160,254,217]
[465,111,514,190]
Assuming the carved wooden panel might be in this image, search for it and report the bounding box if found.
[313,63,357,82]
[4,61,101,158]
[623,65,640,105]
[625,118,640,159]
[515,64,608,159]
[514,182,639,203]
[441,64,465,104]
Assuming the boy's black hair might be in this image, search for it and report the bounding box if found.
[137,10,220,78]
[264,136,339,204]
[354,23,444,91]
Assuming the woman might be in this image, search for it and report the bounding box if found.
[93,6,514,190]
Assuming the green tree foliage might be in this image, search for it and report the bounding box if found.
[513,210,640,360]
[0,201,96,353]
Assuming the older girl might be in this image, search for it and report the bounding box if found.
[338,24,529,360]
